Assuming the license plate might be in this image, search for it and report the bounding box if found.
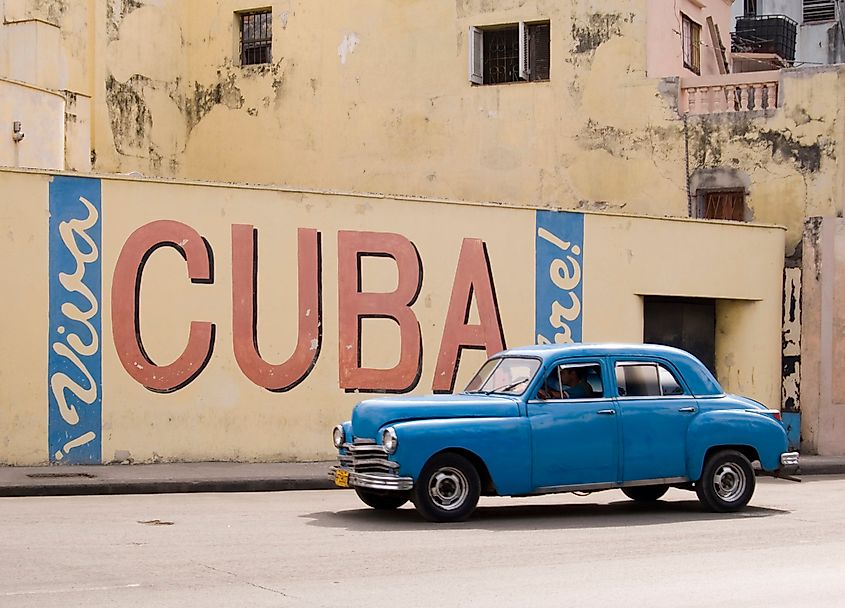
[334,469,350,488]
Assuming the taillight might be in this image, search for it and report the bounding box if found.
[746,408,782,421]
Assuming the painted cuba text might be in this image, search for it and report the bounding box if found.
[111,221,506,395]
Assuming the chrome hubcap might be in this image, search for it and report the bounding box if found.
[713,462,746,502]
[428,467,469,511]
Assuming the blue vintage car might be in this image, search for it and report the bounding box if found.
[330,344,799,522]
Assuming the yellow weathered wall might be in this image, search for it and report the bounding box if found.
[4,1,839,259]
[685,68,845,255]
[1,168,786,464]
[0,79,66,169]
[0,171,50,464]
[98,179,535,463]
[582,214,784,408]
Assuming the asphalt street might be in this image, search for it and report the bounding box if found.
[1,476,844,608]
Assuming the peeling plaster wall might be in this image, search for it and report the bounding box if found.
[801,216,845,455]
[683,67,845,254]
[93,0,189,177]
[17,0,840,253]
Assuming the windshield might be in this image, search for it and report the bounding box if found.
[464,357,541,395]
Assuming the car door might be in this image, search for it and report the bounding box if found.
[526,359,619,489]
[613,358,698,482]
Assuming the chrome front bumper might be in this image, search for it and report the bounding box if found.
[780,451,800,468]
[329,465,414,491]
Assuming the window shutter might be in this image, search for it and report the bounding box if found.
[519,21,529,80]
[803,0,836,23]
[469,26,483,84]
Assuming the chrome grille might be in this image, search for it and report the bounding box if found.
[338,442,398,474]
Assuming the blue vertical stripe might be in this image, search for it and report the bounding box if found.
[48,176,103,464]
[535,211,584,345]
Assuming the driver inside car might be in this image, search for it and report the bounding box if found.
[538,366,593,400]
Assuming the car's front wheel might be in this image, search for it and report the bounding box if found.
[354,488,410,510]
[621,484,669,502]
[412,452,481,523]
[695,449,756,512]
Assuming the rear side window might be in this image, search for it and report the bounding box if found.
[616,362,685,397]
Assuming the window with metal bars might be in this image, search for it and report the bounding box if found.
[681,14,701,75]
[469,21,550,85]
[803,0,836,23]
[240,10,272,66]
[698,190,746,222]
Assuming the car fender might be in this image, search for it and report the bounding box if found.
[389,417,532,496]
[686,409,788,479]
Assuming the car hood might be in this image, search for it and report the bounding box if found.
[350,393,520,440]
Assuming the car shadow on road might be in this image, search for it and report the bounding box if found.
[301,498,789,532]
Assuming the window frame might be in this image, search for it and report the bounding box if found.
[468,20,551,86]
[530,360,607,402]
[696,188,748,222]
[238,8,273,67]
[681,13,701,75]
[614,360,689,399]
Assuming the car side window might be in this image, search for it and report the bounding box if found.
[657,364,685,395]
[616,362,685,397]
[537,362,603,400]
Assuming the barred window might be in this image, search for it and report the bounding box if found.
[682,14,701,75]
[240,10,272,66]
[469,21,550,85]
[699,190,746,222]
[803,0,836,23]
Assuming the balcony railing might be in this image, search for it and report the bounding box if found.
[680,71,780,115]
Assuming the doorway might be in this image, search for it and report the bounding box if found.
[643,297,716,376]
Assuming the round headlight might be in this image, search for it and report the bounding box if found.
[381,427,398,454]
[332,424,345,448]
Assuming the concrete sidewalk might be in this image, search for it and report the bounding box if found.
[0,461,336,497]
[0,456,843,497]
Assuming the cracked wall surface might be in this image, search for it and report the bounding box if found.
[15,0,841,253]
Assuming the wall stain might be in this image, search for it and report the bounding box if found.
[687,113,832,175]
[576,199,627,211]
[576,119,677,161]
[29,0,68,25]
[754,129,825,173]
[571,12,632,54]
[107,0,143,42]
[105,74,153,155]
[186,72,245,130]
[455,0,528,18]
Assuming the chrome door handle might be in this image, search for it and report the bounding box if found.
[597,409,616,415]
[678,407,696,413]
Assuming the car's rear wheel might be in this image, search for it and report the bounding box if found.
[621,484,669,502]
[695,449,756,512]
[354,488,410,510]
[412,452,481,523]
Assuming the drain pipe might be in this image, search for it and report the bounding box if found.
[683,113,692,217]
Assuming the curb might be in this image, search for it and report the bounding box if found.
[0,478,337,498]
[0,458,842,498]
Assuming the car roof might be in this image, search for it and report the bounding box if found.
[497,343,724,396]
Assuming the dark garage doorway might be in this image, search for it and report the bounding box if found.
[643,297,716,376]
